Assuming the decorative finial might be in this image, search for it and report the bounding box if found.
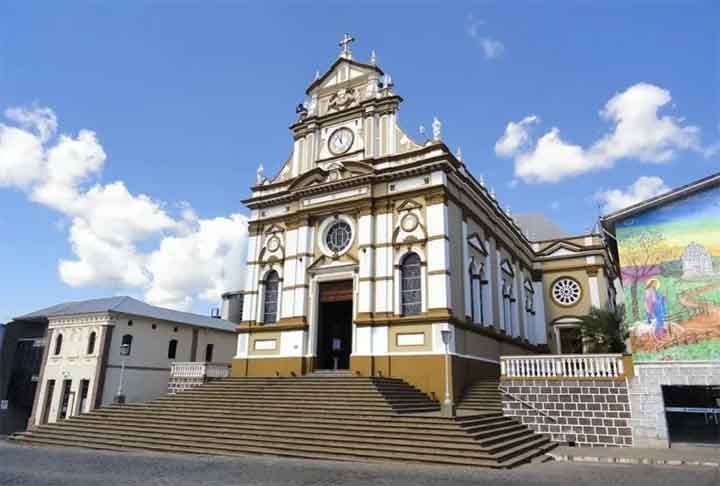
[382,73,393,89]
[479,174,485,187]
[456,146,463,161]
[506,206,512,217]
[339,33,355,59]
[432,116,442,141]
[490,187,496,199]
[256,164,265,185]
[314,70,320,80]
[419,125,426,138]
[370,49,377,65]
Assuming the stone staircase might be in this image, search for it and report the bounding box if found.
[12,375,554,468]
[457,379,504,414]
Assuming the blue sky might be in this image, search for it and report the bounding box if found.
[1,1,718,322]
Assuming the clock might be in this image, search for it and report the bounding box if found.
[328,127,354,155]
[266,236,280,252]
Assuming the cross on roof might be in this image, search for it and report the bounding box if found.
[339,33,355,58]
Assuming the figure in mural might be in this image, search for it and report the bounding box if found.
[644,279,667,339]
[645,279,657,324]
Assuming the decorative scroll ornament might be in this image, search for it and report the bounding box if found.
[328,88,357,111]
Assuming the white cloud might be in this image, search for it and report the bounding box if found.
[494,115,538,157]
[496,83,707,183]
[0,106,248,311]
[466,15,505,60]
[479,39,505,59]
[596,176,670,213]
[146,214,248,310]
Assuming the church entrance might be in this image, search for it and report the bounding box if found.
[316,280,353,370]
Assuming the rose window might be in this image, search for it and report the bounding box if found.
[552,278,582,306]
[325,221,352,253]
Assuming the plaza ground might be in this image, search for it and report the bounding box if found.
[0,440,717,486]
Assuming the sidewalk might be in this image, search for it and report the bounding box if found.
[549,445,720,468]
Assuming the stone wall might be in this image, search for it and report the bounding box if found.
[628,362,720,448]
[501,378,632,447]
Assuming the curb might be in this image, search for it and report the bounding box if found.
[548,453,720,468]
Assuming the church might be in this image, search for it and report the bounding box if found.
[228,35,617,402]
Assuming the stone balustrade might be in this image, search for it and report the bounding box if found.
[168,362,230,394]
[501,354,632,379]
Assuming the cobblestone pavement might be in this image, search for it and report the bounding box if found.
[0,441,718,485]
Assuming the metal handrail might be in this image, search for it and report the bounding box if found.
[498,384,557,423]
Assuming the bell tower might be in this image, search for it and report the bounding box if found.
[273,35,418,181]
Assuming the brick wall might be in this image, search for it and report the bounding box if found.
[501,378,633,447]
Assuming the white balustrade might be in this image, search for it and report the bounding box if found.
[170,362,230,380]
[500,354,627,379]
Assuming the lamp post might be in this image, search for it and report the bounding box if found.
[440,329,455,417]
[115,343,129,404]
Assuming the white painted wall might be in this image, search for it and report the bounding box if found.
[35,313,236,426]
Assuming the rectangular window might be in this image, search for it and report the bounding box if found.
[59,379,72,420]
[78,379,90,414]
[41,380,55,425]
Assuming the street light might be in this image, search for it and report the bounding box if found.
[115,343,129,404]
[440,329,455,417]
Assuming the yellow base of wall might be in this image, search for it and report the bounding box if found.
[231,354,499,401]
[231,357,314,377]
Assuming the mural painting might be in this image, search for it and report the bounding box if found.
[616,184,720,361]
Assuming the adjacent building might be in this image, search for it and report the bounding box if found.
[0,320,46,435]
[10,296,237,427]
[229,37,617,402]
[602,171,720,447]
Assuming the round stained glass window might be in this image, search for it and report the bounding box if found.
[325,221,352,253]
[552,278,582,306]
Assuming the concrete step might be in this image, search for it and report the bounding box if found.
[20,425,543,463]
[88,407,510,432]
[116,401,441,415]
[11,434,508,468]
[12,375,554,468]
[40,421,526,453]
[71,414,523,443]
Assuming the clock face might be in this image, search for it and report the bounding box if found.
[328,128,354,155]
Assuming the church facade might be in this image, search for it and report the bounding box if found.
[230,36,617,401]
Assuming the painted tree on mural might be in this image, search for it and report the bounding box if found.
[618,229,673,321]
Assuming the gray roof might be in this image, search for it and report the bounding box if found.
[513,213,569,241]
[15,296,236,332]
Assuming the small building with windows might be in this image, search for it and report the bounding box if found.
[12,296,236,427]
[230,36,617,402]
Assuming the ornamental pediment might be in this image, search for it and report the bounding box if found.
[307,253,359,274]
[289,161,374,192]
[306,58,383,96]
[537,240,584,257]
[467,233,488,255]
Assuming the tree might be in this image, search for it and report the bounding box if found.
[578,307,628,353]
[617,229,671,321]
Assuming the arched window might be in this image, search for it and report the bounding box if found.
[120,334,133,356]
[86,331,96,355]
[400,253,422,316]
[54,333,63,356]
[167,339,178,359]
[205,343,214,363]
[263,270,280,324]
